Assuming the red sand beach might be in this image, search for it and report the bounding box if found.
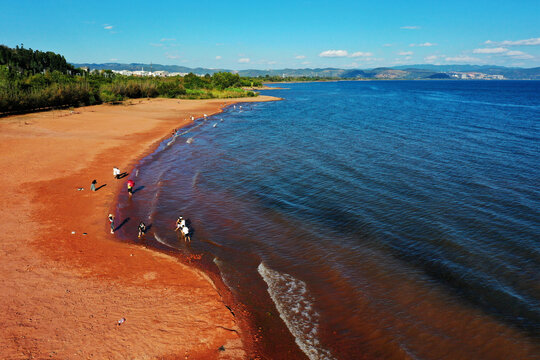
[0,96,279,359]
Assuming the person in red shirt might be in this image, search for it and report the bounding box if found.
[127,180,134,197]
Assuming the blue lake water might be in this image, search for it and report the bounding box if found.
[118,80,540,359]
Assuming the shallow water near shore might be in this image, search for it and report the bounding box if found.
[118,81,539,359]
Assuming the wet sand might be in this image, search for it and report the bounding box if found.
[0,96,280,359]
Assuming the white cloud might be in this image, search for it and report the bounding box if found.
[150,43,163,47]
[398,51,413,56]
[445,55,481,62]
[238,58,250,63]
[505,50,534,59]
[160,38,176,42]
[301,61,310,65]
[401,26,420,30]
[424,55,442,63]
[267,60,277,65]
[166,54,180,59]
[295,55,306,59]
[485,37,540,46]
[319,50,348,57]
[104,25,113,30]
[110,58,118,61]
[410,42,436,47]
[473,47,508,54]
[383,43,393,47]
[216,55,222,60]
[350,51,373,57]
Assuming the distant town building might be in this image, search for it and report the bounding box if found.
[109,69,189,77]
[112,70,134,76]
[449,72,505,80]
[152,70,169,77]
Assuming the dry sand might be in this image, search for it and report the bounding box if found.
[0,96,280,359]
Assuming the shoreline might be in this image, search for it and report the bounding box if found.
[0,96,281,359]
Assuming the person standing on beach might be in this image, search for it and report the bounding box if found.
[91,179,97,191]
[108,214,115,234]
[127,179,134,197]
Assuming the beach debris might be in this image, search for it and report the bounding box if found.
[71,231,76,234]
[82,232,87,235]
[218,346,226,351]
[117,317,126,326]
[77,187,84,191]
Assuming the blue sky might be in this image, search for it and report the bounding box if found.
[1,0,539,69]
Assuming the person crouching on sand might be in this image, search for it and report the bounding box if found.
[127,179,134,197]
[108,214,115,234]
[138,221,147,238]
[113,167,121,179]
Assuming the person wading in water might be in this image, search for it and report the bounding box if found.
[127,179,134,197]
[138,221,147,238]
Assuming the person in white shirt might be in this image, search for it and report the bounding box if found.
[113,167,121,179]
[175,216,185,231]
[181,225,190,242]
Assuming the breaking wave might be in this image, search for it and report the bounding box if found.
[258,263,335,360]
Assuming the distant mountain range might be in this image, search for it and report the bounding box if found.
[72,62,540,80]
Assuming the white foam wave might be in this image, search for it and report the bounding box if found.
[213,258,234,290]
[166,137,176,147]
[192,170,200,187]
[153,233,173,249]
[257,263,335,360]
[165,122,207,147]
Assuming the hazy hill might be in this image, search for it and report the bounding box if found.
[72,62,540,80]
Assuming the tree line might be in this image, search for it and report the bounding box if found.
[0,45,262,115]
[0,44,80,75]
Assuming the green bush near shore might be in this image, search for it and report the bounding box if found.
[0,45,262,115]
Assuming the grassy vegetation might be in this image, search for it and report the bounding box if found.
[0,45,261,115]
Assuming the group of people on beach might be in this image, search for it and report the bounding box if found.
[105,167,193,243]
[105,168,141,236]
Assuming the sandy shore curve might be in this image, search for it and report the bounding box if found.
[0,96,280,359]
